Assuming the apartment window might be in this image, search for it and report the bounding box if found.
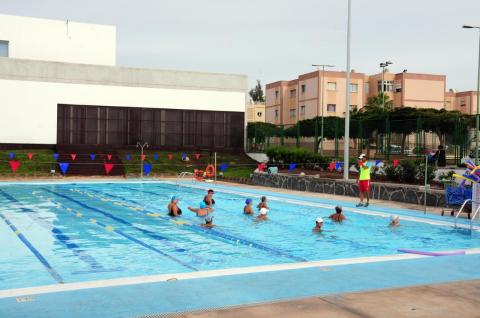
[349,83,358,93]
[327,82,337,91]
[300,105,305,115]
[364,83,370,95]
[395,84,402,93]
[275,90,279,101]
[301,84,306,94]
[290,89,297,98]
[0,41,8,57]
[289,109,296,117]
[377,80,394,92]
[327,104,336,112]
[275,110,279,118]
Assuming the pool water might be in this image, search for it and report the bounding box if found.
[0,181,478,290]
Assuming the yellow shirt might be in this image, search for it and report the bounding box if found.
[359,161,371,181]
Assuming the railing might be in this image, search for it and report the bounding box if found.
[454,199,471,228]
[176,171,194,186]
[470,205,480,231]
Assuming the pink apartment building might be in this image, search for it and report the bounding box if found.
[266,70,476,125]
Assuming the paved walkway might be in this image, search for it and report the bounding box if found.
[172,280,480,318]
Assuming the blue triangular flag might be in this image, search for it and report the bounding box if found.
[154,153,159,161]
[53,153,59,160]
[289,163,296,171]
[143,163,152,175]
[335,162,342,170]
[59,162,69,175]
[181,153,187,160]
[8,152,14,159]
[125,154,131,161]
[90,154,96,161]
[220,163,229,172]
[375,160,381,167]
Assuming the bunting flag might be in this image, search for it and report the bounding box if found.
[143,163,152,175]
[393,159,400,168]
[335,162,343,170]
[194,153,201,160]
[8,152,14,159]
[27,153,33,160]
[289,163,296,171]
[141,154,146,161]
[107,154,112,161]
[181,153,187,160]
[258,163,264,171]
[350,165,359,173]
[104,163,114,175]
[154,153,159,161]
[59,163,70,175]
[70,154,77,161]
[328,162,335,172]
[125,154,131,161]
[375,160,382,167]
[90,154,96,161]
[9,160,20,173]
[219,163,229,172]
[167,154,173,160]
[53,153,59,160]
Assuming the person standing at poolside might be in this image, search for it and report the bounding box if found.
[357,154,372,207]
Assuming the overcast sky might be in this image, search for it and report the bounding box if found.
[1,0,480,91]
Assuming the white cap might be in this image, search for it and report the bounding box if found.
[390,215,399,221]
[359,154,366,159]
[316,217,324,223]
[260,208,269,215]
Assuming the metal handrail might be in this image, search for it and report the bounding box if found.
[454,199,472,228]
[176,171,194,186]
[470,206,480,231]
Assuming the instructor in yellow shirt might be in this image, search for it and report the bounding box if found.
[357,154,371,207]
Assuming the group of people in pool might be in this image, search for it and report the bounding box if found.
[167,189,401,230]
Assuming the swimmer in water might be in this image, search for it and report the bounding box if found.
[201,216,215,228]
[389,215,400,227]
[244,198,254,214]
[188,201,213,217]
[167,196,182,217]
[257,196,269,210]
[313,217,324,232]
[329,206,346,222]
[203,189,215,207]
[256,208,268,221]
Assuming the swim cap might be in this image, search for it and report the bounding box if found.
[171,195,178,201]
[260,208,268,215]
[390,215,399,221]
[316,217,324,223]
[205,216,213,223]
[200,202,207,209]
[245,198,252,204]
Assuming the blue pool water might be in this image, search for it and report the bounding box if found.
[0,181,478,291]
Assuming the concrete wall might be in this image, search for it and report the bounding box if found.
[0,14,116,66]
[0,59,247,145]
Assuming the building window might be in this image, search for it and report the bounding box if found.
[327,104,336,112]
[290,89,297,98]
[364,83,370,95]
[257,112,262,117]
[377,80,393,92]
[300,105,305,115]
[327,82,337,91]
[461,100,466,107]
[0,41,8,57]
[289,109,296,117]
[275,90,279,101]
[395,84,402,93]
[275,110,279,118]
[301,84,306,94]
[349,83,358,93]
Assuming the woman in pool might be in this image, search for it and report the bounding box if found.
[256,208,269,221]
[389,215,400,227]
[244,198,254,214]
[203,189,215,207]
[167,196,182,217]
[188,201,213,217]
[312,217,324,232]
[257,196,269,210]
[329,206,346,222]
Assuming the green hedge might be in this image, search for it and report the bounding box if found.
[384,159,436,183]
[265,147,330,168]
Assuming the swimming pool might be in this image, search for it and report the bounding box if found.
[0,181,478,291]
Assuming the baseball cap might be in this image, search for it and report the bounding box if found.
[316,217,324,223]
[260,208,269,215]
[358,154,366,159]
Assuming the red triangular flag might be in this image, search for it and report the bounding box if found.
[328,162,335,172]
[27,153,33,160]
[258,163,264,171]
[71,154,77,161]
[107,154,112,161]
[167,154,173,160]
[9,160,21,173]
[393,159,399,168]
[141,154,146,161]
[104,163,114,175]
[194,153,201,160]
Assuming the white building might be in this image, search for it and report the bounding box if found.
[0,14,247,151]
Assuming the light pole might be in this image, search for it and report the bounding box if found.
[463,25,480,165]
[312,64,335,155]
[137,141,149,178]
[379,61,393,108]
[343,0,352,180]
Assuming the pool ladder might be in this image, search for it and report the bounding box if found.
[176,171,195,186]
[454,199,480,230]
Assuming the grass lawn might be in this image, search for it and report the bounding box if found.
[0,150,56,176]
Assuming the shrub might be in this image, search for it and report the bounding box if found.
[266,147,330,168]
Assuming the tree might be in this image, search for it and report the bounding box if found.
[249,80,265,102]
[364,92,393,111]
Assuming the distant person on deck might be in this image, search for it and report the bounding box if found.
[167,196,182,217]
[434,145,446,167]
[357,154,371,207]
[329,206,346,222]
[188,202,213,217]
[244,198,254,214]
[257,196,269,210]
[203,189,215,207]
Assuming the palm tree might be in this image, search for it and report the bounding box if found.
[363,92,393,112]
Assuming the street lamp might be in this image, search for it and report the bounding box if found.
[379,61,393,109]
[343,0,352,180]
[312,63,335,155]
[463,24,480,165]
